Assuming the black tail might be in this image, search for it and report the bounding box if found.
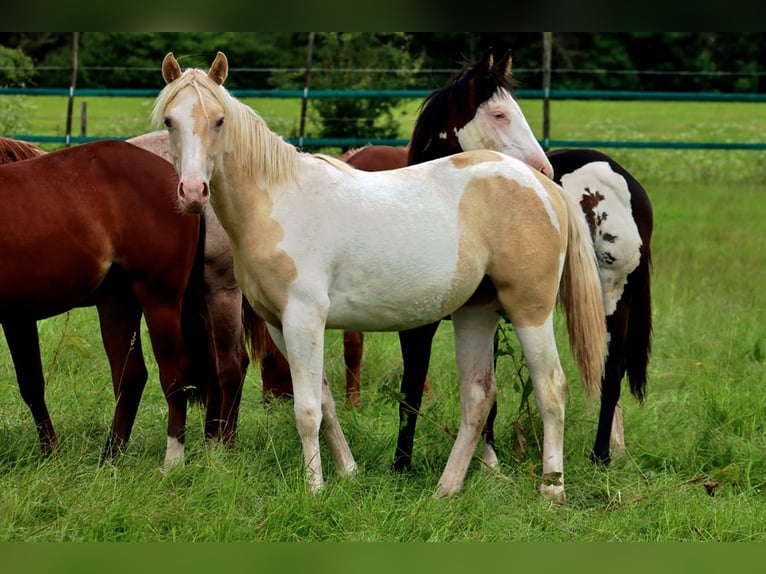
[624,170,653,403]
[181,213,212,406]
[626,238,652,403]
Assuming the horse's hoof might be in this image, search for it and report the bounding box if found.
[590,450,611,466]
[540,484,567,505]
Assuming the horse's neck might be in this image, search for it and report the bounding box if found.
[409,129,462,165]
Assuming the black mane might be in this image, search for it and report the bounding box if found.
[408,49,516,165]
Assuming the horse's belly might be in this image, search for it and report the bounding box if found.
[0,250,111,321]
[324,269,484,332]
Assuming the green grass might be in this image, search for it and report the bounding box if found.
[1,96,766,541]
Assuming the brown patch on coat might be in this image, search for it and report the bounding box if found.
[450,149,504,169]
[579,187,606,238]
[450,175,566,327]
[227,181,298,324]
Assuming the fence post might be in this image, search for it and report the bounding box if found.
[80,101,87,137]
[64,32,79,147]
[542,32,552,151]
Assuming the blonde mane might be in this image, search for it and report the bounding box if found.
[151,68,298,187]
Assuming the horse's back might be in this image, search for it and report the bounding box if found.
[277,150,567,331]
[343,145,408,171]
[0,140,198,319]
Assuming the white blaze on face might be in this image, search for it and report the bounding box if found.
[559,161,643,316]
[456,88,553,178]
[167,87,213,197]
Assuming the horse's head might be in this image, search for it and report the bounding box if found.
[410,47,554,179]
[153,51,230,214]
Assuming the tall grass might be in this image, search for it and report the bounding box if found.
[1,97,765,540]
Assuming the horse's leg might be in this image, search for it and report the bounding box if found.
[394,320,440,472]
[134,290,190,470]
[201,329,223,441]
[268,312,356,493]
[591,303,629,465]
[254,312,294,402]
[95,288,148,460]
[514,319,568,504]
[2,319,58,453]
[436,305,498,496]
[481,401,499,470]
[343,330,363,409]
[205,286,249,445]
[480,331,502,470]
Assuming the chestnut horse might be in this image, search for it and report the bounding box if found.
[0,137,207,468]
[154,51,605,501]
[257,48,653,470]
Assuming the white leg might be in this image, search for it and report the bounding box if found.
[482,438,499,470]
[268,315,326,494]
[514,318,568,504]
[162,436,184,473]
[437,305,499,496]
[320,375,357,478]
[268,306,356,492]
[610,401,625,454]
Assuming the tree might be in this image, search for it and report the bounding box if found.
[271,32,423,148]
[0,45,36,134]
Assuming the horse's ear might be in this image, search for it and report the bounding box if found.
[478,47,494,73]
[494,49,513,78]
[162,52,183,84]
[208,51,228,85]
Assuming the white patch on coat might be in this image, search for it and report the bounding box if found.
[559,162,642,316]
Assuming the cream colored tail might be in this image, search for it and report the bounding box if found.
[557,188,607,399]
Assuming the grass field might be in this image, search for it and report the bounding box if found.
[0,94,765,541]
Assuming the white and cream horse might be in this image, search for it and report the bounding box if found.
[153,51,607,503]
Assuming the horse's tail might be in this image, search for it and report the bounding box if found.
[181,213,212,406]
[626,253,652,403]
[557,185,608,399]
[241,298,294,399]
[625,182,653,403]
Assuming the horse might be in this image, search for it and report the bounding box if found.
[126,130,251,444]
[256,47,653,470]
[154,51,607,502]
[0,137,207,468]
[255,49,554,411]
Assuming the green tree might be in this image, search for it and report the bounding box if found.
[272,32,422,148]
[0,45,36,134]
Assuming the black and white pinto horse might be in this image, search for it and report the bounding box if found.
[393,47,653,470]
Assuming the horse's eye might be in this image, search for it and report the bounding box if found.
[493,112,505,120]
[215,117,225,129]
[163,118,172,129]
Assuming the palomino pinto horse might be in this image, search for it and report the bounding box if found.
[257,48,653,470]
[155,51,606,502]
[0,138,206,467]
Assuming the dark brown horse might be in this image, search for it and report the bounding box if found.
[0,137,207,467]
[257,47,653,471]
